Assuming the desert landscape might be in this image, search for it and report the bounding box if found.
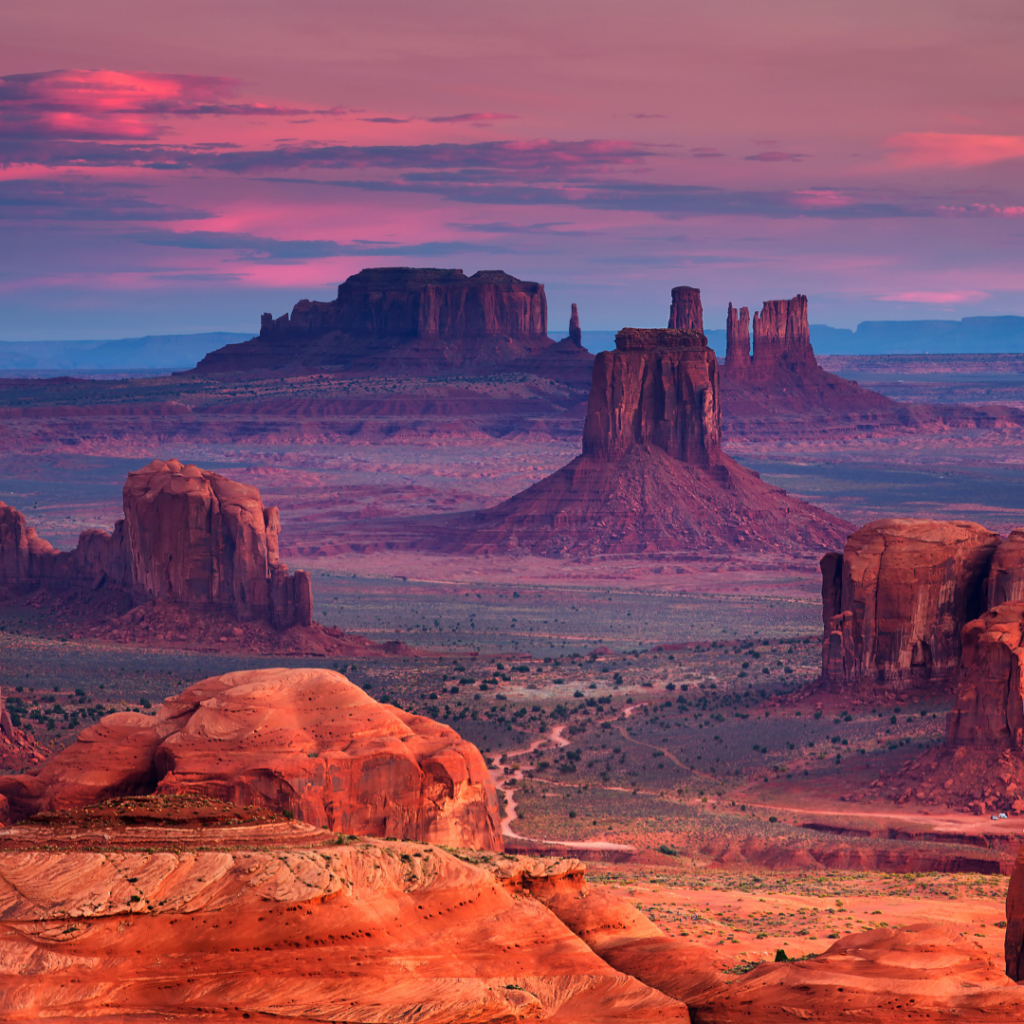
[4,3,1024,1019]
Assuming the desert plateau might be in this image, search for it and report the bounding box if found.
[4,3,1024,1020]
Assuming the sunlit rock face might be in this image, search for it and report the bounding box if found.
[820,518,1001,694]
[0,667,503,850]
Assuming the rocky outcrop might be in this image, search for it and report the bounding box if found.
[988,529,1024,607]
[724,302,750,375]
[0,459,311,630]
[0,817,691,1023]
[405,287,850,557]
[946,602,1024,750]
[582,327,721,466]
[820,519,1000,694]
[668,286,703,332]
[0,667,502,850]
[191,267,593,378]
[719,293,904,440]
[564,302,582,346]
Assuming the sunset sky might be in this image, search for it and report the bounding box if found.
[3,0,1023,339]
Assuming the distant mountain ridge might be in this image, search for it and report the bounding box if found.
[0,333,250,370]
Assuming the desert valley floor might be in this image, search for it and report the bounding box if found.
[4,353,1024,1014]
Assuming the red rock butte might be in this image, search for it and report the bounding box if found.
[820,519,1001,695]
[819,518,1024,696]
[0,667,503,850]
[719,292,904,438]
[0,458,311,629]
[422,287,850,557]
[190,266,594,379]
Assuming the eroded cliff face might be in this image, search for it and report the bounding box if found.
[192,267,589,376]
[582,328,721,467]
[0,667,502,850]
[0,459,311,630]
[946,603,1024,750]
[724,302,751,375]
[820,519,1001,694]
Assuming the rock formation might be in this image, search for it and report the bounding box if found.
[820,519,1001,694]
[724,302,750,375]
[988,529,1024,606]
[0,667,502,850]
[668,286,703,332]
[946,602,1024,751]
[564,302,583,347]
[190,267,594,379]
[719,292,905,439]
[402,287,850,557]
[0,459,311,630]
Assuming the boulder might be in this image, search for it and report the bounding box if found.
[820,519,1000,693]
[0,668,502,850]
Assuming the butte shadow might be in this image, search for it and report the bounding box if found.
[345,287,851,559]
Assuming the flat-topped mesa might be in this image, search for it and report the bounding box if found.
[191,267,587,376]
[582,324,721,466]
[668,285,704,332]
[820,519,1001,694]
[0,460,311,630]
[725,302,751,375]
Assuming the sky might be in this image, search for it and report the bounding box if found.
[2,0,1023,339]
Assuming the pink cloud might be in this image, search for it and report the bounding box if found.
[0,69,313,142]
[938,203,1024,217]
[878,289,989,303]
[744,151,808,162]
[888,132,1024,169]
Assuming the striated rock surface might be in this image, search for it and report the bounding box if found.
[582,327,720,466]
[947,602,1024,751]
[191,267,593,379]
[0,459,311,630]
[411,288,850,558]
[0,812,689,1023]
[820,519,1000,694]
[668,286,704,332]
[988,529,1024,607]
[0,668,501,850]
[1007,842,1024,979]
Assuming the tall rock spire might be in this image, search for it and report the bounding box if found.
[725,302,751,376]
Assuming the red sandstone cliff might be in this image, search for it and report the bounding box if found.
[0,459,311,630]
[191,267,593,379]
[820,519,1000,695]
[0,667,502,850]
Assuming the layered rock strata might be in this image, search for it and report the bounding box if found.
[414,287,849,557]
[820,519,1001,693]
[0,459,311,629]
[0,667,503,850]
[191,267,593,378]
